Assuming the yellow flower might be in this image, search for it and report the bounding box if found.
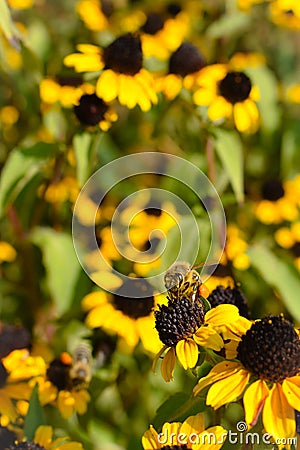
[76,0,109,32]
[237,0,269,11]
[8,0,33,9]
[269,0,300,30]
[0,242,17,263]
[40,77,95,108]
[40,176,79,204]
[194,315,300,447]
[224,225,250,271]
[153,298,242,382]
[82,278,164,354]
[13,425,84,449]
[193,64,260,133]
[0,105,19,126]
[285,84,300,103]
[64,34,157,111]
[142,413,227,449]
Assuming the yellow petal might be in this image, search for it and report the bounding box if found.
[193,361,242,396]
[142,425,160,450]
[152,345,168,374]
[137,316,162,354]
[193,88,216,106]
[161,347,176,382]
[81,291,108,311]
[162,421,181,446]
[282,376,300,410]
[193,326,223,351]
[180,413,205,439]
[194,426,227,450]
[208,97,232,121]
[96,70,118,102]
[206,369,250,409]
[233,102,253,133]
[205,304,240,326]
[243,379,269,428]
[176,339,198,370]
[34,426,52,447]
[262,384,296,442]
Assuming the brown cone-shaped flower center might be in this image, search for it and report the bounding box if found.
[7,443,45,450]
[218,71,252,104]
[74,94,108,126]
[208,285,250,319]
[237,315,300,383]
[103,33,143,75]
[46,357,72,391]
[262,178,285,201]
[169,43,206,77]
[167,3,182,17]
[141,13,164,34]
[155,296,205,347]
[0,324,31,359]
[112,278,155,319]
[0,426,17,449]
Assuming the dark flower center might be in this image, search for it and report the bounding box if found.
[237,315,300,383]
[208,285,250,319]
[291,242,300,258]
[169,42,206,77]
[144,199,163,216]
[262,178,285,201]
[0,426,17,450]
[56,75,83,87]
[7,443,45,450]
[284,9,295,16]
[46,357,72,391]
[103,33,143,75]
[0,324,31,359]
[112,278,155,319]
[74,94,108,126]
[167,2,182,17]
[141,236,161,254]
[218,71,252,104]
[155,296,205,347]
[141,13,164,35]
[0,361,8,388]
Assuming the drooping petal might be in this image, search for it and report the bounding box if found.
[152,345,168,374]
[193,326,223,351]
[282,376,300,410]
[206,368,250,409]
[243,379,269,428]
[193,361,242,396]
[142,425,161,450]
[161,347,176,382]
[193,426,227,450]
[262,384,296,443]
[208,97,232,121]
[205,304,240,327]
[34,425,52,447]
[81,291,108,311]
[176,339,198,370]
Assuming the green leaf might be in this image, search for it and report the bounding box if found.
[0,0,21,42]
[245,66,280,133]
[30,227,81,316]
[24,384,45,441]
[214,129,244,203]
[247,245,300,322]
[207,12,250,39]
[0,142,57,217]
[73,133,93,186]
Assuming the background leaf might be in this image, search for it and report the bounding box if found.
[247,245,300,321]
[214,129,244,203]
[73,132,93,187]
[30,227,82,316]
[24,384,45,441]
[0,142,57,217]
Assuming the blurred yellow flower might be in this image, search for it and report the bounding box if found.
[0,242,17,263]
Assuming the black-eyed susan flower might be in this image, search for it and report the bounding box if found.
[39,176,79,205]
[269,0,300,30]
[274,222,300,270]
[0,242,17,264]
[36,353,91,419]
[222,225,250,271]
[153,297,241,382]
[74,93,117,131]
[0,425,17,449]
[193,64,260,133]
[39,77,94,108]
[139,9,189,60]
[207,285,250,319]
[8,425,83,449]
[142,413,227,450]
[64,33,158,111]
[76,0,109,32]
[255,177,299,225]
[194,315,300,445]
[82,278,164,354]
[156,42,206,100]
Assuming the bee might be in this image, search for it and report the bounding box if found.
[164,261,213,304]
[69,344,92,390]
